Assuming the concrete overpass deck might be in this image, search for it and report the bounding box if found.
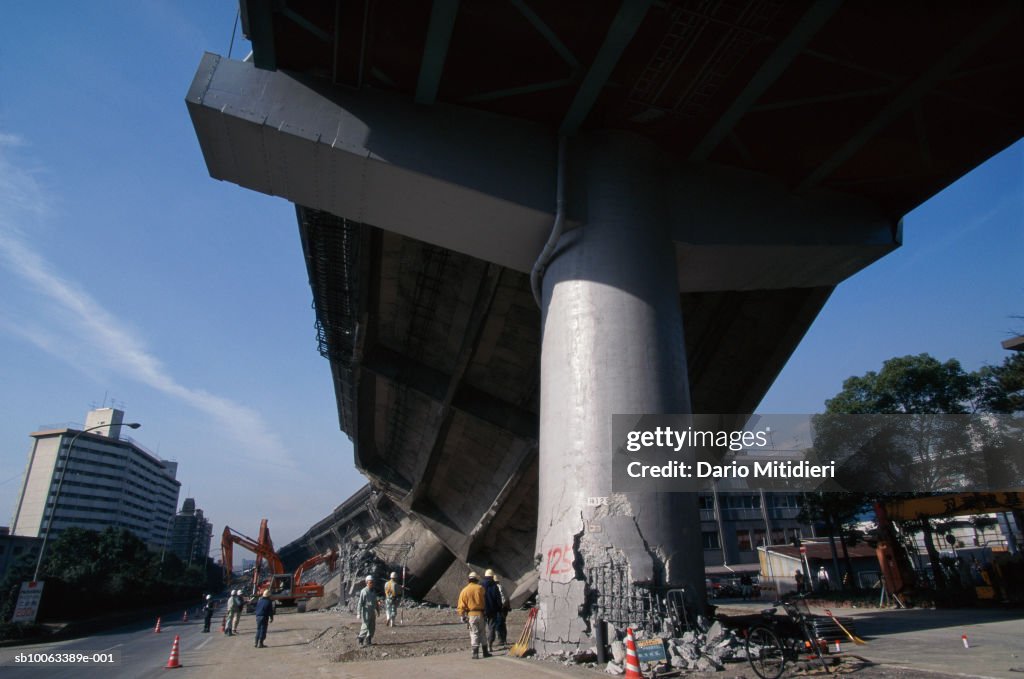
[188,0,1024,654]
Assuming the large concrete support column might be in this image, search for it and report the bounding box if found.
[535,132,704,653]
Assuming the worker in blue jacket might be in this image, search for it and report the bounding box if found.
[253,589,275,648]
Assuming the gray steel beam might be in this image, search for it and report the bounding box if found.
[689,0,842,162]
[415,0,460,105]
[798,1,1018,192]
[240,0,277,71]
[460,78,575,104]
[559,0,653,135]
[509,0,580,72]
[281,5,331,43]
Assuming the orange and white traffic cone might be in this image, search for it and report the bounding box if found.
[962,634,970,649]
[220,616,226,633]
[154,617,162,633]
[624,627,643,679]
[165,634,182,669]
[182,610,188,622]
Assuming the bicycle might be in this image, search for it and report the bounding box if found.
[745,596,831,679]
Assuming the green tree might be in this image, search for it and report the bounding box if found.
[825,354,975,415]
[30,527,210,621]
[820,352,1023,591]
[822,354,976,588]
[976,352,1024,414]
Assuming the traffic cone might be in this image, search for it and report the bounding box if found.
[624,627,643,679]
[220,616,226,633]
[154,617,162,633]
[962,634,969,649]
[182,610,188,622]
[834,639,841,653]
[165,634,182,669]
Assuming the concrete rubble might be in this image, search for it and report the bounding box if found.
[545,618,751,675]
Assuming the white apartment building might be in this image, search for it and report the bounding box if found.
[10,408,181,551]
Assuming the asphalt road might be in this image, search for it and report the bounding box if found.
[0,607,224,678]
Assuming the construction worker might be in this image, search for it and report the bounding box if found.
[201,594,215,632]
[493,574,510,647]
[225,590,242,635]
[482,569,503,653]
[253,588,274,648]
[457,571,489,659]
[357,575,380,646]
[817,565,831,592]
[384,572,399,627]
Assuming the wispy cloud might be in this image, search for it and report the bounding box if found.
[0,133,293,467]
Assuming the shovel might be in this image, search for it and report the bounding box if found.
[509,607,538,657]
[824,609,867,645]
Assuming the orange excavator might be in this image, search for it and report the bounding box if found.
[221,519,338,606]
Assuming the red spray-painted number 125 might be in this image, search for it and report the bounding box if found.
[545,544,574,576]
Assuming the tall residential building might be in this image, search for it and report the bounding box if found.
[169,498,213,567]
[10,408,181,551]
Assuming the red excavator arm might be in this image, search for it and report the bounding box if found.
[221,520,334,606]
[292,548,339,599]
[221,519,285,594]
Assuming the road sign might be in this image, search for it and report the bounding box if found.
[12,581,44,623]
[636,637,667,663]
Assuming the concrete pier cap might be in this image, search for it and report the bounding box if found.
[536,131,703,653]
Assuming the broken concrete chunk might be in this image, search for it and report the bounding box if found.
[605,660,625,675]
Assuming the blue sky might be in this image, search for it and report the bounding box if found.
[1,2,1021,545]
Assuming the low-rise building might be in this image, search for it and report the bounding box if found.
[702,491,813,575]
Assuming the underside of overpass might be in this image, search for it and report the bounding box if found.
[189,0,1024,653]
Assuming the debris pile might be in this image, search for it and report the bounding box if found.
[550,620,750,675]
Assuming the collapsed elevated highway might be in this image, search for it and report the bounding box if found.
[188,0,1024,653]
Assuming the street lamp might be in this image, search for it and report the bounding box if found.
[159,512,177,567]
[33,421,142,582]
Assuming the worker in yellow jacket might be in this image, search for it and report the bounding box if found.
[456,571,490,659]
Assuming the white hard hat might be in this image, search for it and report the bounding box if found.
[366,575,374,582]
[484,568,495,577]
[468,571,479,580]
[390,572,397,579]
[205,594,211,599]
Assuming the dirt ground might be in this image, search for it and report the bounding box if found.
[309,605,533,662]
[303,606,973,679]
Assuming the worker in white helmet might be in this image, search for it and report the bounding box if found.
[202,594,215,632]
[225,590,243,636]
[357,575,380,646]
[384,571,400,627]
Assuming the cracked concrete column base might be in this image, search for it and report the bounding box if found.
[535,132,705,656]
